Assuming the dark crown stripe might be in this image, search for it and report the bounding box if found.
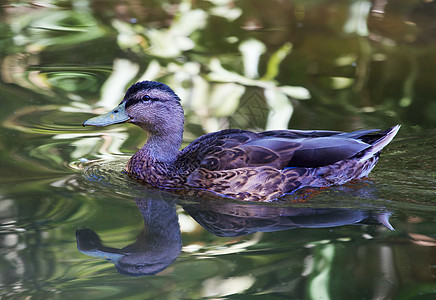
[121,81,181,107]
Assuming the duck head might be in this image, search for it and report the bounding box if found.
[83,81,185,139]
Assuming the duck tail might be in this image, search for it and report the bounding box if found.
[360,125,400,160]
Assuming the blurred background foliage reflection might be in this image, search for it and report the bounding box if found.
[1,0,436,132]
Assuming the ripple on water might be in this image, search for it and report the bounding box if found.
[3,105,88,134]
[43,71,103,92]
[2,63,112,135]
[77,157,153,198]
[371,131,436,211]
[1,89,133,172]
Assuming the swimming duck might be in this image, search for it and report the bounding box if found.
[83,81,400,202]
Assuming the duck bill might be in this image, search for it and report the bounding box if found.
[82,102,130,127]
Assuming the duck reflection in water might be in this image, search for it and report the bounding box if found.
[76,197,182,276]
[183,198,394,237]
[76,191,394,276]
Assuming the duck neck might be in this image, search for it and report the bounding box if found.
[139,131,183,164]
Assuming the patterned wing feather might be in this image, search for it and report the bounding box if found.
[179,128,377,173]
[196,135,302,171]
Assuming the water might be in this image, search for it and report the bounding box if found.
[1,1,435,299]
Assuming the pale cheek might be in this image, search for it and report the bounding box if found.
[126,105,149,123]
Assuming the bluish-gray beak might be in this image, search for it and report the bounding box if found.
[82,102,130,127]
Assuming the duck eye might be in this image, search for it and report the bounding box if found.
[142,95,151,101]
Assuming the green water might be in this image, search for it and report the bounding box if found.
[1,0,435,299]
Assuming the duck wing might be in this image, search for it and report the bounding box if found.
[285,137,370,168]
[179,128,374,171]
[179,129,297,170]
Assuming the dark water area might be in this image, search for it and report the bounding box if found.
[0,0,435,299]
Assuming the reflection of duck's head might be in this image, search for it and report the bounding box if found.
[76,197,182,276]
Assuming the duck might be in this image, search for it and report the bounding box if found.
[83,81,400,202]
